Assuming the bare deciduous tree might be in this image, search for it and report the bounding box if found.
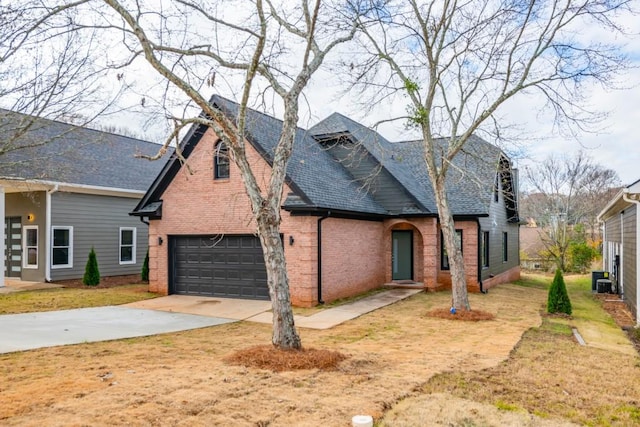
[521,151,620,269]
[5,0,359,349]
[348,0,633,310]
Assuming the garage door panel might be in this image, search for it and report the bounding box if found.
[171,235,270,300]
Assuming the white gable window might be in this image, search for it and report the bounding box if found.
[119,227,136,264]
[52,226,73,268]
[23,226,38,269]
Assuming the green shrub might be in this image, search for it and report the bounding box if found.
[82,247,100,286]
[567,242,597,273]
[547,269,572,315]
[141,248,149,282]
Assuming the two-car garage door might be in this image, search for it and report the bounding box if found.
[170,235,270,300]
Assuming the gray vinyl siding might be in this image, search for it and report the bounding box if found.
[50,192,148,280]
[479,174,520,282]
[622,205,637,320]
[605,214,622,243]
[4,192,47,281]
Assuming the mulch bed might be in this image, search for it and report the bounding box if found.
[224,345,348,372]
[594,293,640,353]
[53,274,145,289]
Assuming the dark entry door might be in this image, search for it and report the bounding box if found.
[392,230,413,280]
[4,217,22,278]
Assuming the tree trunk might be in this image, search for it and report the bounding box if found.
[434,176,471,311]
[256,212,301,350]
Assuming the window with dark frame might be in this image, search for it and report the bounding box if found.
[441,229,463,270]
[502,231,508,262]
[482,231,490,268]
[214,141,230,179]
[52,226,73,268]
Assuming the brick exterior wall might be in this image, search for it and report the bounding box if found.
[320,218,385,302]
[481,266,521,290]
[436,221,480,291]
[147,128,316,306]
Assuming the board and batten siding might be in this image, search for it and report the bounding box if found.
[478,176,519,282]
[622,205,637,320]
[50,192,148,280]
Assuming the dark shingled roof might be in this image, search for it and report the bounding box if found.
[132,95,514,219]
[0,109,168,192]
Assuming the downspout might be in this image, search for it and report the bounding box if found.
[45,184,59,282]
[0,185,4,288]
[476,218,487,293]
[138,217,149,226]
[317,211,330,305]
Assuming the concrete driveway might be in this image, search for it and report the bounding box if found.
[0,289,420,354]
[0,306,236,354]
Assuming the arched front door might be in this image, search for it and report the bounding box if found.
[392,230,413,280]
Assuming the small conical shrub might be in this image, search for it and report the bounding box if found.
[547,268,572,315]
[83,247,100,286]
[141,248,149,282]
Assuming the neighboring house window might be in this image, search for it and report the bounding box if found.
[494,173,499,202]
[481,231,490,268]
[502,232,508,262]
[441,229,463,270]
[23,226,38,269]
[52,226,73,268]
[214,141,230,179]
[119,227,137,264]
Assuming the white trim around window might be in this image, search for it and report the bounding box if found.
[119,227,136,265]
[51,226,73,269]
[23,225,38,269]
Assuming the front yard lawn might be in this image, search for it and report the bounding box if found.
[0,285,157,314]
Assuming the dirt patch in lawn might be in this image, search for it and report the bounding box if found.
[0,284,545,426]
[426,308,496,321]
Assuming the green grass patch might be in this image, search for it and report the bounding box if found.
[495,400,521,412]
[512,273,550,290]
[0,285,157,314]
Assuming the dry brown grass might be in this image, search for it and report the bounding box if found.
[0,284,543,426]
[426,307,496,321]
[1,275,637,426]
[224,345,347,372]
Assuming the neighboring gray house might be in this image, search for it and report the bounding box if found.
[1,110,165,285]
[598,178,640,323]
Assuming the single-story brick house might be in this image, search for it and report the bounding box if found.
[598,178,640,323]
[131,95,521,306]
[1,110,165,286]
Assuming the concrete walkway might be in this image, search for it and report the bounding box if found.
[125,288,422,330]
[0,278,63,294]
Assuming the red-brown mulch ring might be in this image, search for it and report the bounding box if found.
[53,274,146,289]
[425,308,496,321]
[224,345,348,372]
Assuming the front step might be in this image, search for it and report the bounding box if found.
[384,281,424,289]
